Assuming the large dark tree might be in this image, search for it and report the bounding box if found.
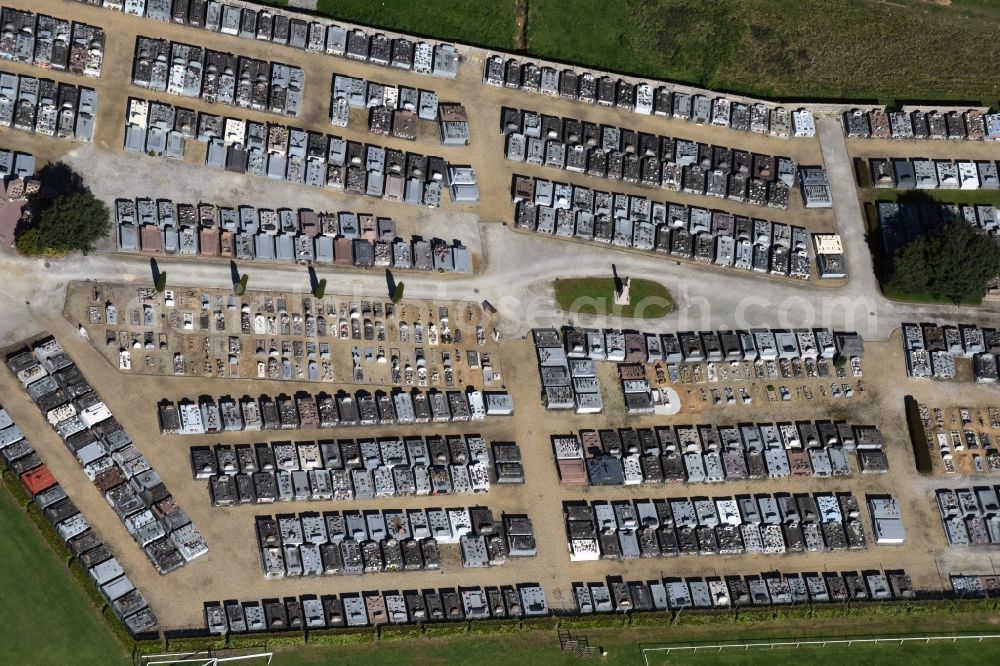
[14,162,109,256]
[31,192,110,255]
[886,221,1000,303]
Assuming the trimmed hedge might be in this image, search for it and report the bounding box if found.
[467,618,522,635]
[378,624,424,641]
[855,157,873,188]
[626,611,671,628]
[1,468,33,507]
[904,395,933,474]
[735,608,776,623]
[225,634,271,650]
[165,635,228,652]
[810,605,850,619]
[307,628,377,646]
[674,609,734,626]
[558,614,629,630]
[424,622,469,637]
[25,502,73,564]
[102,606,136,651]
[520,616,558,630]
[254,632,307,648]
[133,639,167,655]
[2,462,76,568]
[68,559,109,612]
[864,201,878,231]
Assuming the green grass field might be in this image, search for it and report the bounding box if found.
[879,284,982,307]
[532,0,1000,104]
[315,0,519,50]
[294,0,1000,104]
[554,277,673,319]
[0,484,128,666]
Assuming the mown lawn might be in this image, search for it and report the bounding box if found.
[0,482,128,666]
[314,0,519,50]
[880,284,982,307]
[528,0,1000,104]
[527,0,731,94]
[293,0,1000,104]
[554,277,673,319]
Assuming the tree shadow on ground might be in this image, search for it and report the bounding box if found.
[36,161,89,201]
[865,189,938,282]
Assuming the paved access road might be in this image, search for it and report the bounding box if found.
[0,204,990,349]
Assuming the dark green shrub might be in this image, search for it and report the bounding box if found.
[165,635,227,652]
[68,560,108,612]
